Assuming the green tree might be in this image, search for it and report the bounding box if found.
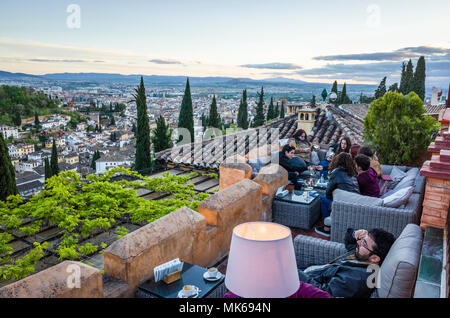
[399,62,406,94]
[131,123,136,136]
[311,95,316,107]
[90,151,100,170]
[50,139,59,176]
[13,110,21,127]
[374,77,387,99]
[44,157,51,180]
[133,77,152,171]
[110,132,117,142]
[253,87,266,127]
[152,115,173,153]
[208,95,221,128]
[0,134,18,201]
[331,81,339,105]
[321,89,328,101]
[34,111,40,130]
[388,83,399,92]
[274,101,280,118]
[266,97,275,121]
[413,56,426,101]
[404,59,414,94]
[177,78,194,144]
[109,116,116,126]
[363,91,439,165]
[340,83,352,104]
[280,100,285,118]
[237,89,249,129]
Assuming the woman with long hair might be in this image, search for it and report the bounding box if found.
[315,152,359,237]
[334,136,352,155]
[290,129,312,162]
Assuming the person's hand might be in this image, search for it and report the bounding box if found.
[295,171,299,176]
[314,165,323,171]
[354,229,368,240]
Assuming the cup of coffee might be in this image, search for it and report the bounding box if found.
[207,267,218,278]
[182,285,196,297]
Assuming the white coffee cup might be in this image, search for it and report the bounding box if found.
[207,267,218,278]
[182,285,197,297]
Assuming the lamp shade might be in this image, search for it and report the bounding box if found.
[224,222,300,298]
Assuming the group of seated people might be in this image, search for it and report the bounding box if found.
[278,130,383,237]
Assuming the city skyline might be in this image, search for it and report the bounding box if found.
[0,0,449,86]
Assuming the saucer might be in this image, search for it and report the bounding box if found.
[177,286,199,298]
[304,186,314,191]
[203,271,223,281]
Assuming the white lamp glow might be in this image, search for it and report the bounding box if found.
[225,222,300,298]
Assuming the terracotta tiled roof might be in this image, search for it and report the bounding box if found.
[155,115,299,169]
[310,105,365,148]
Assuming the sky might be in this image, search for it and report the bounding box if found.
[0,0,449,86]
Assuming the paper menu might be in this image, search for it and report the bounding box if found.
[153,258,184,282]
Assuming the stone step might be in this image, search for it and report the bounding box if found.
[430,155,450,171]
[441,149,450,163]
[421,161,450,180]
[435,137,450,147]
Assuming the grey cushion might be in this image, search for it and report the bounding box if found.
[382,186,414,208]
[248,158,268,176]
[393,168,418,191]
[376,224,423,298]
[389,166,407,180]
[333,189,383,206]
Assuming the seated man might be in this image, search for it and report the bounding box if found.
[298,228,395,298]
[355,154,380,197]
[278,144,322,188]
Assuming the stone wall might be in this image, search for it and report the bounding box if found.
[0,261,103,298]
[218,162,252,190]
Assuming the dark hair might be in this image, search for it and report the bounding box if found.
[293,129,308,141]
[358,146,374,158]
[329,152,357,176]
[336,136,352,155]
[355,154,371,171]
[282,144,295,154]
[368,228,396,264]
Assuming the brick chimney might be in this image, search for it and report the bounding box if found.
[419,108,450,230]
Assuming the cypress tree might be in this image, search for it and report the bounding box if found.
[404,59,414,94]
[0,134,18,201]
[340,83,351,104]
[399,62,406,94]
[34,111,40,130]
[91,151,100,170]
[274,102,280,118]
[413,56,426,101]
[311,95,316,107]
[331,81,338,95]
[266,97,275,121]
[131,123,136,136]
[110,116,116,126]
[238,89,249,129]
[280,100,285,118]
[208,95,221,128]
[321,89,328,101]
[374,77,387,99]
[134,76,152,171]
[152,115,173,153]
[237,98,243,128]
[44,157,51,180]
[253,87,266,127]
[177,78,194,143]
[50,139,59,176]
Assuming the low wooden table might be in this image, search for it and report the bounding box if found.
[136,263,227,298]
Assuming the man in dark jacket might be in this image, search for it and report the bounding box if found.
[298,228,395,298]
[278,144,322,188]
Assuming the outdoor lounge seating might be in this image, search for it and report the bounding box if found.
[329,164,426,243]
[294,224,423,298]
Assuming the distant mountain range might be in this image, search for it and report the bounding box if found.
[0,71,322,86]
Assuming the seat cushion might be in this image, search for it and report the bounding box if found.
[382,186,414,208]
[393,168,419,191]
[376,224,423,298]
[333,189,383,206]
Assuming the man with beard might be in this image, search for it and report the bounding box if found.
[297,228,395,298]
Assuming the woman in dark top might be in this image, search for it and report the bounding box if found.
[315,152,359,237]
[333,136,352,155]
[355,154,380,198]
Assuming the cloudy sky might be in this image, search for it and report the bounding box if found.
[0,0,449,86]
